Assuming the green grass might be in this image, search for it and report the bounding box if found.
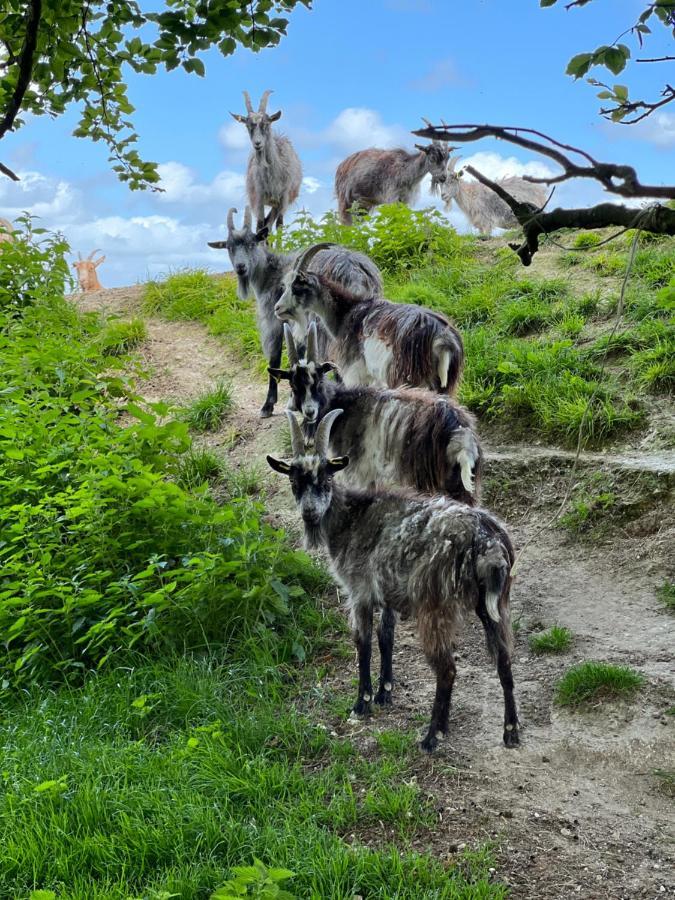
[555,662,644,707]
[573,232,603,249]
[653,770,675,798]
[175,447,224,490]
[182,380,233,432]
[97,317,147,355]
[529,625,573,655]
[657,582,675,613]
[0,658,506,899]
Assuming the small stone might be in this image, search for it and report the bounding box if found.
[542,755,551,763]
[560,828,572,837]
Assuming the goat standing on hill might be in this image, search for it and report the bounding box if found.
[274,244,464,395]
[208,208,383,417]
[441,156,548,235]
[73,250,105,292]
[267,410,519,753]
[335,142,452,225]
[231,90,302,232]
[271,322,482,505]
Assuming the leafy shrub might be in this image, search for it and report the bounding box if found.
[211,859,296,899]
[556,662,644,707]
[0,215,72,313]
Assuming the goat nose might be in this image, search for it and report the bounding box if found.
[235,264,247,274]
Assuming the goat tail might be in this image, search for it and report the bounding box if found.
[432,329,464,394]
[477,552,514,659]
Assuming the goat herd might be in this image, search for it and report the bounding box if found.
[205,90,527,754]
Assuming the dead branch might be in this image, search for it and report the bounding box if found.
[0,161,19,181]
[412,122,675,200]
[0,0,42,146]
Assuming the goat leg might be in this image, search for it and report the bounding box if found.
[420,648,456,753]
[351,603,374,717]
[476,603,520,748]
[374,606,396,706]
[261,332,282,418]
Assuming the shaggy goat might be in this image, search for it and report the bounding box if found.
[441,156,548,235]
[274,243,464,394]
[208,208,383,417]
[271,322,482,505]
[73,250,105,292]
[267,410,519,753]
[231,90,302,232]
[335,141,452,225]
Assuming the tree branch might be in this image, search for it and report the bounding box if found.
[601,84,675,125]
[0,0,42,143]
[0,161,19,181]
[636,56,675,63]
[463,164,675,267]
[412,122,675,199]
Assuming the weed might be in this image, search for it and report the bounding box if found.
[176,447,224,490]
[529,625,573,655]
[653,770,675,799]
[556,662,644,707]
[182,380,233,432]
[98,317,147,355]
[573,233,603,249]
[657,582,675,613]
[584,251,627,277]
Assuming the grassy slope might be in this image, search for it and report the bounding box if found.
[144,210,674,449]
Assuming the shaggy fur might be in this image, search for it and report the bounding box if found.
[267,419,518,754]
[335,143,450,225]
[442,157,548,235]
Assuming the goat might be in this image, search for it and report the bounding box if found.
[73,250,105,292]
[271,322,482,505]
[274,243,464,395]
[231,90,302,232]
[208,208,383,418]
[0,217,14,246]
[267,410,519,753]
[335,141,452,225]
[441,156,548,235]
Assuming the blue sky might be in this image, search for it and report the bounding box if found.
[1,0,673,287]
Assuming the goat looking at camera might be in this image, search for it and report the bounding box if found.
[271,322,482,504]
[267,410,519,753]
[274,244,464,395]
[73,250,105,292]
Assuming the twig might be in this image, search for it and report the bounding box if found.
[0,161,19,181]
[636,56,675,63]
[0,0,42,145]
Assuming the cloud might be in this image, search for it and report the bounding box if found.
[630,112,675,149]
[302,176,321,194]
[218,121,251,153]
[453,151,558,182]
[321,108,408,153]
[409,58,468,92]
[156,161,245,205]
[0,170,82,222]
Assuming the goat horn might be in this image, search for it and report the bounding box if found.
[242,90,253,114]
[286,410,305,457]
[77,251,82,261]
[88,248,102,260]
[227,207,237,232]
[258,89,273,113]
[243,206,252,230]
[293,242,337,275]
[314,408,343,458]
[284,323,299,366]
[305,320,318,363]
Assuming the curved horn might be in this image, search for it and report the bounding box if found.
[284,323,299,366]
[243,206,252,230]
[314,408,343,458]
[77,251,82,261]
[242,90,253,114]
[88,248,102,260]
[306,320,318,363]
[286,410,305,456]
[258,89,273,113]
[293,242,337,275]
[227,207,237,232]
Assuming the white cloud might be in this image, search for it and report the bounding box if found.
[321,108,408,153]
[453,151,557,182]
[632,112,675,149]
[302,176,321,194]
[218,121,251,153]
[0,170,81,222]
[157,161,245,205]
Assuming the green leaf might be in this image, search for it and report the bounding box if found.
[566,52,593,79]
[613,84,628,101]
[602,47,628,76]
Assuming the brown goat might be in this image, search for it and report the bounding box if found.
[73,250,105,292]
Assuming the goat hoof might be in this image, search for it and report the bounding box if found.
[419,734,438,754]
[374,689,392,706]
[351,698,372,718]
[259,405,274,419]
[503,725,520,748]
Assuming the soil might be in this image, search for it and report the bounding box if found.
[72,285,675,900]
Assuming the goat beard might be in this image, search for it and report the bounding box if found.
[429,177,442,197]
[236,274,251,301]
[302,518,323,550]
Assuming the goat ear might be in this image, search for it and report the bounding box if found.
[268,109,282,122]
[208,240,228,249]
[327,456,349,474]
[414,143,428,153]
[255,225,269,243]
[230,112,246,123]
[318,362,337,376]
[268,367,290,381]
[267,455,292,475]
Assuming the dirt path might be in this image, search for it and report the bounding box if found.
[75,287,675,900]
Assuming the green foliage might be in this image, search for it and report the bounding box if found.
[0,231,326,688]
[657,582,675,612]
[0,659,505,899]
[529,625,573,654]
[0,215,72,312]
[211,859,296,899]
[584,251,626,277]
[182,380,233,432]
[175,448,224,491]
[573,232,603,249]
[97,317,147,356]
[556,662,644,707]
[0,1,308,188]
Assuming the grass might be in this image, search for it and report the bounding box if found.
[175,446,224,490]
[657,582,675,613]
[97,317,147,356]
[653,770,675,799]
[555,661,644,707]
[0,658,506,899]
[529,625,573,655]
[182,380,233,432]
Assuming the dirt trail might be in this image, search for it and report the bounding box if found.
[75,287,675,900]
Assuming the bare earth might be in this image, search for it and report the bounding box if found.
[74,286,675,900]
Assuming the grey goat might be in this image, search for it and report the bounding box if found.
[441,156,548,235]
[208,208,383,417]
[270,322,482,505]
[267,410,519,753]
[335,142,452,225]
[231,90,302,232]
[274,243,464,395]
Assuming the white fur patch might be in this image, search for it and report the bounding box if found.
[437,348,450,388]
[363,336,393,385]
[384,682,392,691]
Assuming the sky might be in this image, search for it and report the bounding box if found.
[1,0,673,287]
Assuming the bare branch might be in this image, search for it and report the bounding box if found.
[636,56,675,63]
[0,161,19,181]
[601,84,675,125]
[0,0,42,144]
[412,122,675,199]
